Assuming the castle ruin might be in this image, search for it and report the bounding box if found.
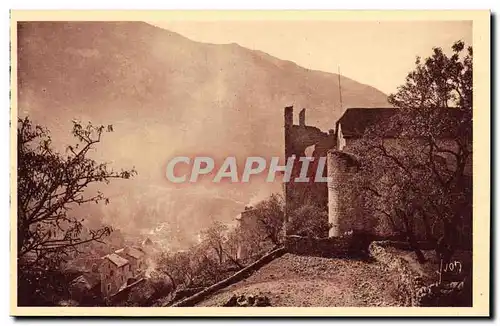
[283,105,472,240]
[283,106,366,237]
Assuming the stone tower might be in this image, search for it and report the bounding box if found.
[327,150,361,237]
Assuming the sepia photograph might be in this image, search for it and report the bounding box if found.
[9,10,490,317]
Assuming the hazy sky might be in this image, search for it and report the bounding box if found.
[151,20,472,94]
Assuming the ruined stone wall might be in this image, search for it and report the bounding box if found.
[283,106,333,233]
[284,235,362,258]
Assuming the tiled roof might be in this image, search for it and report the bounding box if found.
[337,108,396,138]
[127,247,146,259]
[69,272,100,291]
[337,107,467,138]
[103,253,129,267]
[115,246,145,260]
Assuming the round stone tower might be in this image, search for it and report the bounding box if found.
[327,150,360,237]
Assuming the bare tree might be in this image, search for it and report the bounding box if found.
[350,41,472,264]
[253,193,285,245]
[17,117,137,269]
[199,220,229,265]
[157,250,196,292]
[221,227,244,269]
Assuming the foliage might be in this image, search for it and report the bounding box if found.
[17,268,73,306]
[155,196,284,295]
[148,270,174,296]
[199,220,228,265]
[388,40,472,110]
[287,203,331,238]
[157,250,195,292]
[17,117,136,305]
[349,41,472,263]
[252,193,285,245]
[156,236,239,294]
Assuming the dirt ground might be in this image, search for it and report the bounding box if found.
[197,253,406,307]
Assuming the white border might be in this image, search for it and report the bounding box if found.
[1,1,498,325]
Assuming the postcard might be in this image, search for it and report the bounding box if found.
[10,10,491,317]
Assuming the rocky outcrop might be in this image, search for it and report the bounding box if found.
[223,293,271,307]
[369,241,471,307]
[416,280,472,307]
[368,241,424,306]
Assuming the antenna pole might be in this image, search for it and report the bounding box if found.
[337,65,343,111]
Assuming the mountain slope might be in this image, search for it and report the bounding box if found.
[17,21,389,244]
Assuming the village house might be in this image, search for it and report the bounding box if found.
[68,272,101,304]
[114,246,147,279]
[99,253,133,298]
[96,244,151,299]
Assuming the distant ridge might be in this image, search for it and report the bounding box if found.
[17,21,389,242]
